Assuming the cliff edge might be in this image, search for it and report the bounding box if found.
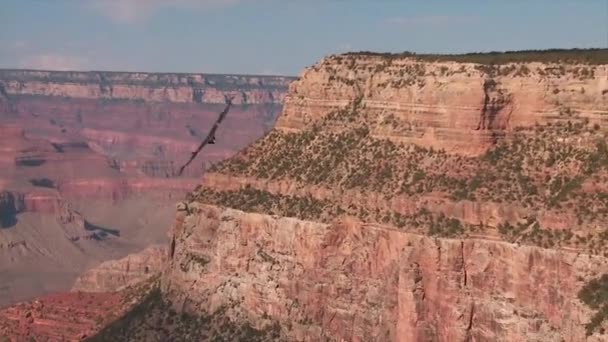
[80,49,608,341]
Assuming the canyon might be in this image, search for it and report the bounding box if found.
[0,69,293,308]
[2,49,608,341]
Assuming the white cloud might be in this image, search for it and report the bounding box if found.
[13,41,28,49]
[259,68,273,74]
[90,0,242,24]
[386,15,475,27]
[19,53,89,71]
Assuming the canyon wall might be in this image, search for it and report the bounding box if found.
[278,54,608,155]
[163,204,608,342]
[151,52,608,341]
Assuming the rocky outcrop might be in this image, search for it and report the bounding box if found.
[0,190,75,227]
[73,245,166,292]
[206,53,608,255]
[0,279,157,342]
[164,204,608,342]
[0,291,124,341]
[278,54,608,155]
[0,190,64,218]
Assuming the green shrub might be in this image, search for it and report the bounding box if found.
[579,274,608,335]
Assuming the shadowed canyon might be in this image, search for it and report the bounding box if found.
[2,49,608,341]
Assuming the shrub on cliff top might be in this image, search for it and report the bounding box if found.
[579,274,608,336]
[342,48,608,65]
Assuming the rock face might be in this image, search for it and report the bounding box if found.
[278,54,608,155]
[0,291,124,341]
[73,245,166,293]
[205,53,608,255]
[151,51,608,341]
[164,204,608,342]
[0,279,157,342]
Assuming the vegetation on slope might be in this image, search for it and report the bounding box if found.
[195,187,469,239]
[579,274,608,336]
[343,48,608,65]
[213,110,607,212]
[205,103,608,251]
[194,185,330,221]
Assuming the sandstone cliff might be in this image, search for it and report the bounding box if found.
[162,204,608,342]
[54,50,608,341]
[278,53,608,155]
[162,51,608,341]
[207,53,608,255]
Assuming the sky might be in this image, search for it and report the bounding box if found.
[1,0,607,76]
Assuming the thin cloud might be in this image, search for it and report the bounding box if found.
[259,68,276,75]
[386,15,476,27]
[89,0,242,24]
[19,53,89,71]
[13,41,28,49]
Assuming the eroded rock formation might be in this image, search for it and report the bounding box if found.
[73,245,166,293]
[163,204,608,342]
[278,54,608,155]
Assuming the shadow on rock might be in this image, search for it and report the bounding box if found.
[0,192,18,229]
[84,220,121,237]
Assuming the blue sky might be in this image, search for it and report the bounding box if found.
[1,0,607,75]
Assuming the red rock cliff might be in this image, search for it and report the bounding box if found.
[155,52,608,341]
[278,54,608,155]
[34,51,608,341]
[164,204,608,342]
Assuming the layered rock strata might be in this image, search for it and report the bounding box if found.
[163,204,608,342]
